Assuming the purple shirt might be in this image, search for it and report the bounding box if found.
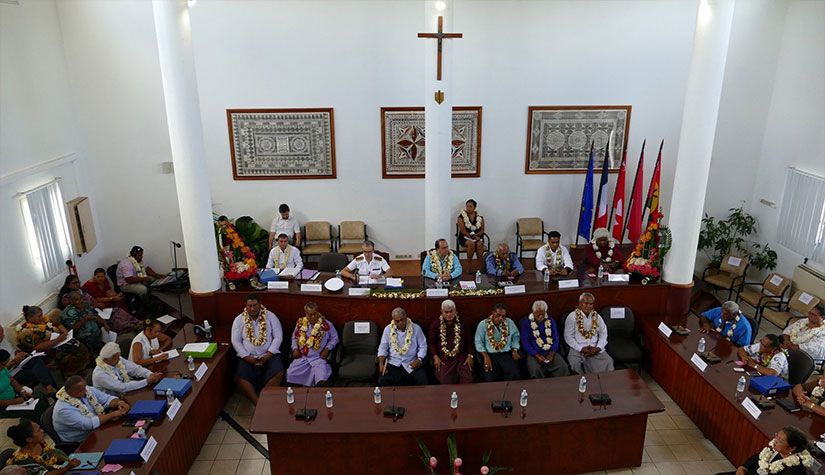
[116,259,137,287]
[519,315,560,356]
[290,319,339,358]
[231,310,283,358]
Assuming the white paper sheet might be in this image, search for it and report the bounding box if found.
[160,349,179,360]
[353,322,371,334]
[5,398,39,411]
[385,278,403,287]
[348,288,370,296]
[610,308,626,319]
[658,322,673,338]
[166,398,182,421]
[504,285,526,295]
[183,343,210,353]
[195,362,208,381]
[557,279,579,289]
[300,284,322,292]
[53,330,74,348]
[799,292,814,305]
[727,256,742,267]
[607,274,630,283]
[741,397,762,420]
[769,274,784,286]
[157,315,177,325]
[267,281,289,290]
[426,289,449,297]
[139,436,158,462]
[96,308,113,320]
[690,353,708,372]
[459,281,476,290]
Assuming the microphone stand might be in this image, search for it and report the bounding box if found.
[383,386,405,420]
[491,381,513,413]
[588,373,612,404]
[296,388,317,421]
[170,241,184,321]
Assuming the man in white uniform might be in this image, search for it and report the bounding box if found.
[341,240,393,280]
[564,292,614,374]
[266,234,304,274]
[268,203,301,249]
[536,231,574,276]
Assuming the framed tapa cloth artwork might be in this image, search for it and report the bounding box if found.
[525,105,631,174]
[227,108,336,180]
[381,106,482,178]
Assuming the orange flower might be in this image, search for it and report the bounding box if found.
[241,246,250,253]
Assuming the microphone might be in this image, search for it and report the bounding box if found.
[170,240,182,248]
[383,386,405,420]
[295,388,317,421]
[589,373,612,404]
[491,381,513,413]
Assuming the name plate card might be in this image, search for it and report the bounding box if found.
[658,322,673,338]
[426,288,449,297]
[300,284,323,292]
[727,256,742,267]
[459,281,476,290]
[741,397,762,420]
[799,292,814,305]
[610,308,626,319]
[348,288,371,296]
[504,285,526,295]
[195,362,208,381]
[769,274,784,286]
[690,353,708,372]
[140,436,158,462]
[267,281,289,290]
[607,274,630,283]
[353,322,371,334]
[557,279,579,289]
[166,398,182,421]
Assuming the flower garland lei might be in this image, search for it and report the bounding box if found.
[439,315,461,358]
[715,315,740,340]
[429,250,454,275]
[486,316,508,351]
[810,381,825,406]
[272,246,291,271]
[757,439,813,474]
[390,318,414,355]
[494,253,511,272]
[56,387,105,418]
[243,306,268,346]
[15,318,57,333]
[546,246,563,270]
[127,255,148,278]
[96,356,131,383]
[785,318,825,345]
[592,241,615,262]
[754,348,787,367]
[10,441,61,469]
[529,313,553,350]
[460,210,482,232]
[575,309,599,339]
[295,315,328,355]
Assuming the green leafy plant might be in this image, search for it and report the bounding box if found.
[417,435,510,474]
[698,206,758,268]
[232,216,270,267]
[745,242,778,272]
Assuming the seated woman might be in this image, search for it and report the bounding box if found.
[6,419,82,475]
[0,324,56,396]
[61,274,139,335]
[16,306,90,376]
[792,376,825,415]
[781,304,825,360]
[93,342,163,397]
[737,334,789,380]
[59,291,110,356]
[0,350,49,422]
[457,199,485,275]
[716,426,812,475]
[586,227,623,271]
[128,319,172,367]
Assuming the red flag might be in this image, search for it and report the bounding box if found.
[610,148,627,241]
[645,140,663,222]
[626,143,645,243]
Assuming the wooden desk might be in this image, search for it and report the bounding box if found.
[74,324,232,474]
[251,369,663,474]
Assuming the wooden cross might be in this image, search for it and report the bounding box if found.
[417,16,462,81]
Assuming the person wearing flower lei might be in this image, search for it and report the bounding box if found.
[520,300,570,379]
[474,303,521,382]
[737,334,789,380]
[286,302,339,387]
[378,307,428,386]
[585,227,623,271]
[92,342,162,397]
[6,419,83,474]
[116,245,166,297]
[536,231,574,276]
[457,199,486,274]
[16,305,90,377]
[792,375,825,416]
[53,376,130,444]
[485,243,524,279]
[563,293,614,374]
[231,294,284,405]
[428,300,474,384]
[266,233,304,275]
[422,238,463,281]
[718,426,812,475]
[781,305,825,360]
[699,301,753,347]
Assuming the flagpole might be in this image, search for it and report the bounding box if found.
[643,139,665,225]
[592,132,611,238]
[574,141,595,248]
[622,139,646,243]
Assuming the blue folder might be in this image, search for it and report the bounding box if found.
[258,268,279,283]
[154,377,192,398]
[103,438,146,463]
[750,375,791,396]
[127,399,168,420]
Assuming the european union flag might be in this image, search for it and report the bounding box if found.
[577,146,595,241]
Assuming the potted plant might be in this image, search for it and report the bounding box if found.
[697,205,777,272]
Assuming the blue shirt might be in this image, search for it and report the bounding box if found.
[53,386,117,443]
[485,252,524,276]
[377,321,427,367]
[474,318,520,353]
[519,315,560,356]
[702,307,752,346]
[421,251,463,280]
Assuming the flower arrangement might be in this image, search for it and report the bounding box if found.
[417,434,509,475]
[624,209,672,283]
[369,288,503,299]
[216,217,258,281]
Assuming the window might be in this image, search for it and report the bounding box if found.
[20,180,73,281]
[776,168,825,265]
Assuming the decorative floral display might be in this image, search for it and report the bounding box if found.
[624,209,672,282]
[218,219,258,281]
[369,288,503,299]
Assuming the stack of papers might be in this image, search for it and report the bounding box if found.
[96,308,113,320]
[279,267,301,278]
[182,343,210,353]
[157,315,177,325]
[6,398,38,411]
[51,330,74,347]
[159,349,179,360]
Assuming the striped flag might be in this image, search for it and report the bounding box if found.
[610,145,627,241]
[626,141,645,243]
[645,140,663,222]
[593,131,613,231]
[576,143,595,242]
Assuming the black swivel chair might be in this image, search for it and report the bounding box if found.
[599,306,643,372]
[317,253,350,273]
[336,321,381,387]
[107,263,142,314]
[787,349,815,385]
[744,314,759,345]
[41,403,79,454]
[0,448,14,467]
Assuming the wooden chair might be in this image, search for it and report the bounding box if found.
[454,223,490,258]
[762,291,821,329]
[702,255,749,301]
[302,221,334,262]
[516,218,546,259]
[736,273,792,327]
[337,221,366,256]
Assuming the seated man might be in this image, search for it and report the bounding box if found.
[475,303,520,382]
[341,240,393,281]
[585,228,622,270]
[485,243,524,279]
[231,293,284,405]
[737,334,789,380]
[53,376,129,444]
[563,293,614,374]
[428,300,474,384]
[266,233,304,274]
[536,231,574,276]
[269,203,302,249]
[781,304,825,360]
[286,302,339,387]
[521,300,569,378]
[422,239,463,281]
[116,246,166,296]
[0,324,56,395]
[92,342,163,397]
[699,300,752,347]
[378,308,427,386]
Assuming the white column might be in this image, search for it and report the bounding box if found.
[423,1,454,249]
[152,0,221,293]
[664,0,736,285]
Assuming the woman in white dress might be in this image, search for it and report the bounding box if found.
[781,304,825,360]
[129,319,173,366]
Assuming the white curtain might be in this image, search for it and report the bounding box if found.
[776,168,825,265]
[23,181,73,281]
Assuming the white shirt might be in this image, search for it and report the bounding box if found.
[745,343,789,380]
[535,244,574,272]
[266,245,304,271]
[270,216,301,241]
[92,357,153,396]
[782,319,825,360]
[564,310,608,352]
[129,332,159,362]
[346,253,391,276]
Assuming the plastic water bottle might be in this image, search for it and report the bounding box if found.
[286,387,294,404]
[520,389,528,407]
[166,388,174,405]
[436,276,443,288]
[544,269,550,283]
[698,337,706,353]
[325,390,333,408]
[374,387,381,404]
[598,264,605,281]
[450,391,458,409]
[736,376,747,394]
[136,427,146,439]
[336,270,342,280]
[475,271,481,284]
[578,376,587,393]
[187,356,195,371]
